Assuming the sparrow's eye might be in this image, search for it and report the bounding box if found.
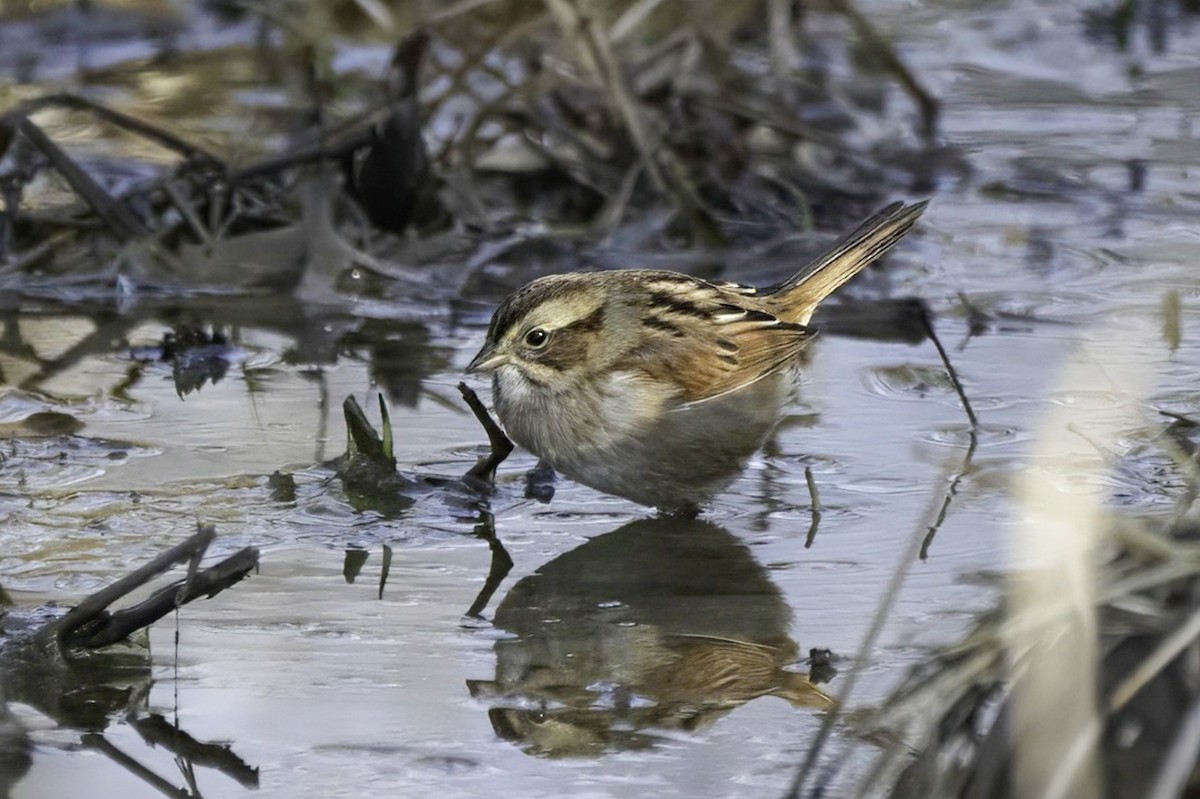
[524,328,549,349]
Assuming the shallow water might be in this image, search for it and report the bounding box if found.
[3,1,1200,797]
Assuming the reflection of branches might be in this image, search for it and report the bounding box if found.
[789,425,979,796]
[919,430,979,560]
[1,527,259,799]
[82,734,192,799]
[465,511,513,618]
[789,503,931,797]
[84,720,258,799]
[130,713,260,789]
[15,311,133,391]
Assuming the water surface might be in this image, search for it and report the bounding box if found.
[3,1,1200,796]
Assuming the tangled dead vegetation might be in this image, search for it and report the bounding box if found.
[0,0,940,296]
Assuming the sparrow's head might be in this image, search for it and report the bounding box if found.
[467,274,610,390]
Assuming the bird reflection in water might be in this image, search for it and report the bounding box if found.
[468,518,832,757]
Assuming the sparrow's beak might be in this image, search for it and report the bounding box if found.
[466,342,507,374]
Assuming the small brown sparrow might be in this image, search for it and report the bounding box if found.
[467,201,928,512]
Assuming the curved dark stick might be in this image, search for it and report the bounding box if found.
[458,382,514,484]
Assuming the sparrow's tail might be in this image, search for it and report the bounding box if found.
[770,200,928,325]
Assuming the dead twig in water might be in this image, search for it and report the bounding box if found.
[804,466,822,548]
[458,382,514,484]
[46,525,258,651]
[919,304,978,429]
[872,301,979,559]
[65,549,259,649]
[51,526,216,643]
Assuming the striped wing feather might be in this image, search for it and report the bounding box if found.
[624,275,815,405]
[627,201,928,401]
[676,309,814,404]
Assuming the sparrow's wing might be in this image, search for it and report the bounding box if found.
[618,274,816,405]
